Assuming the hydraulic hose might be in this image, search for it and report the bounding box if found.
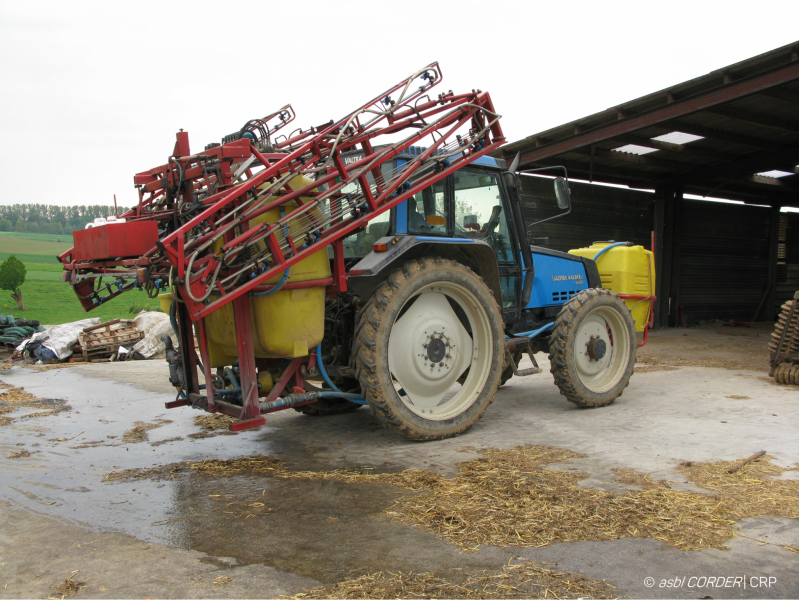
[511,322,554,340]
[260,390,365,413]
[250,267,291,296]
[314,343,367,404]
[592,241,630,262]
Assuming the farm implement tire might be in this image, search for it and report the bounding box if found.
[549,288,636,408]
[354,258,504,440]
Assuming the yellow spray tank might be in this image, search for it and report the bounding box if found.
[200,174,330,366]
[568,242,655,333]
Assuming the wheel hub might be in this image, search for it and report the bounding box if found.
[387,290,476,416]
[425,335,449,364]
[586,336,607,360]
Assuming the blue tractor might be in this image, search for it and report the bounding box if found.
[308,148,640,440]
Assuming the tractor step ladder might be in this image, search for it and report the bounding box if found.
[505,337,542,377]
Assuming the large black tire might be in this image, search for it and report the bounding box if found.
[354,258,504,440]
[549,288,636,407]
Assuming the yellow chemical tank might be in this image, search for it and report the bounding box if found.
[568,242,655,332]
[202,174,330,366]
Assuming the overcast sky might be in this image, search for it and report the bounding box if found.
[1,0,797,208]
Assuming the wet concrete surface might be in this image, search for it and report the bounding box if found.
[1,327,798,598]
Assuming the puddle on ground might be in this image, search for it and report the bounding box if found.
[0,367,501,585]
[159,475,427,582]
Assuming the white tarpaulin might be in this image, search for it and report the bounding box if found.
[132,311,176,358]
[16,318,101,360]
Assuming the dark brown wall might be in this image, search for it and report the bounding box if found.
[519,176,779,326]
[519,177,655,253]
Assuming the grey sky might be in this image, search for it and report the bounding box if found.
[1,0,797,208]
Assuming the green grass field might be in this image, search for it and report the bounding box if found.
[0,232,74,243]
[0,281,158,325]
[0,232,143,324]
[0,236,73,265]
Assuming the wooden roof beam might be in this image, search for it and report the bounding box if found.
[659,146,799,187]
[660,120,782,151]
[510,59,799,167]
[607,132,737,162]
[759,87,799,106]
[703,106,799,135]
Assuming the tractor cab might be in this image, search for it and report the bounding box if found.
[342,148,598,329]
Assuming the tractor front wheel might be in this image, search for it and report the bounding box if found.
[354,258,504,440]
[549,288,636,407]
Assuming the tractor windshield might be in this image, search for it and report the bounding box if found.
[453,171,514,264]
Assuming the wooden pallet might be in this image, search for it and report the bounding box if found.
[78,319,144,361]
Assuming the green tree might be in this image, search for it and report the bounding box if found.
[0,255,27,310]
[0,219,11,232]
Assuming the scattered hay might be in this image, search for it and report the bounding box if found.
[387,446,799,552]
[121,419,172,443]
[26,363,83,371]
[48,571,86,598]
[150,436,183,447]
[678,457,799,521]
[103,447,799,554]
[0,381,69,423]
[194,413,237,431]
[637,355,766,372]
[611,467,668,490]
[213,576,233,585]
[9,449,31,458]
[70,440,114,450]
[104,455,438,489]
[296,560,615,599]
[633,365,679,374]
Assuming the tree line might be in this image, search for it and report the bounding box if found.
[0,204,130,235]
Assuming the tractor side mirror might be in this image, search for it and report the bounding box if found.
[554,177,571,210]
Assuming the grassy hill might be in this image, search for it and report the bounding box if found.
[0,232,74,243]
[0,233,142,325]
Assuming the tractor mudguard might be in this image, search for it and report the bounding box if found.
[347,235,502,306]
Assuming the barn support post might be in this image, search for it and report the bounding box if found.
[667,189,685,328]
[764,204,781,322]
[654,185,676,328]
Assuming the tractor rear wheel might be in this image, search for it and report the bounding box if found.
[549,288,636,407]
[354,258,504,440]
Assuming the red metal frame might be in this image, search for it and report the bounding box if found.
[59,63,506,430]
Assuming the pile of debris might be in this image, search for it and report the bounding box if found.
[10,311,177,365]
[0,315,45,347]
[70,319,144,363]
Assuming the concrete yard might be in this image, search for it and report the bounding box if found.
[1,324,797,599]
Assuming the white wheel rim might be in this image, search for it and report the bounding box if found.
[387,282,493,421]
[573,305,631,393]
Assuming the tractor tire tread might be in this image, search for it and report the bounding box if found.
[548,288,636,408]
[353,258,503,440]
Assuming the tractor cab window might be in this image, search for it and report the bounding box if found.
[407,180,447,235]
[338,162,393,259]
[453,171,514,264]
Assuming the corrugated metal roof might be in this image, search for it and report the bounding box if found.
[496,41,799,207]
